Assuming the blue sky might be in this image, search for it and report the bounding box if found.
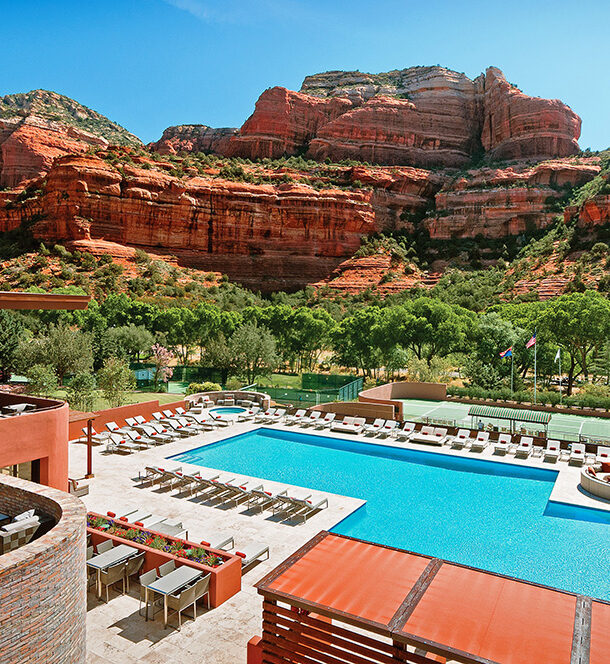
[2,0,608,149]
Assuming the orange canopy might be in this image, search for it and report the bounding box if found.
[257,531,610,664]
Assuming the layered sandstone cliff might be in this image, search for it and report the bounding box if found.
[179,66,581,168]
[151,125,237,155]
[426,160,600,239]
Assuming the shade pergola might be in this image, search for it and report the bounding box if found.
[468,404,552,434]
[68,411,98,478]
[256,531,607,664]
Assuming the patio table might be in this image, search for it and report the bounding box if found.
[87,543,139,598]
[145,565,202,627]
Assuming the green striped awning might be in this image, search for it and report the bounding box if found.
[467,405,552,425]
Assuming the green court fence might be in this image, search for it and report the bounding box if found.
[261,377,363,407]
[301,373,361,390]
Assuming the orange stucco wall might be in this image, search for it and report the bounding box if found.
[0,400,69,491]
[68,398,186,441]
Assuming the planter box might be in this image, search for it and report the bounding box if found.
[87,513,241,607]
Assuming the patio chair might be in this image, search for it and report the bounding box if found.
[569,443,586,466]
[134,415,148,425]
[378,420,398,438]
[176,416,206,434]
[106,434,139,454]
[284,409,307,425]
[124,429,154,448]
[515,436,534,458]
[140,425,173,443]
[124,552,145,592]
[192,574,211,610]
[100,560,127,603]
[273,489,311,515]
[395,422,416,441]
[493,433,512,455]
[189,470,223,496]
[87,545,94,560]
[300,411,322,427]
[255,408,276,423]
[238,406,260,422]
[164,420,191,437]
[544,439,561,463]
[432,428,448,445]
[139,568,158,616]
[596,446,610,463]
[222,480,264,507]
[362,418,385,435]
[286,493,329,523]
[167,585,197,631]
[451,429,472,449]
[470,431,490,453]
[199,531,234,550]
[96,539,113,554]
[315,412,336,429]
[158,560,175,577]
[105,420,129,434]
[234,543,270,570]
[149,421,183,440]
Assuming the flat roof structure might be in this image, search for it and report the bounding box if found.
[0,291,91,310]
[256,531,609,664]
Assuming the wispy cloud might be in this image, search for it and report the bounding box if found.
[160,0,330,26]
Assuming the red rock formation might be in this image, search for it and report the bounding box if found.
[226,87,353,159]
[0,116,107,188]
[480,67,581,161]
[192,66,581,167]
[149,125,237,155]
[425,159,600,240]
[6,155,378,290]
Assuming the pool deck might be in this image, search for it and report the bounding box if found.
[72,419,610,664]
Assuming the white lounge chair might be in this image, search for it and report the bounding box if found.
[105,420,129,434]
[276,491,329,522]
[470,431,489,453]
[395,422,416,441]
[378,420,398,438]
[331,416,355,433]
[232,543,270,569]
[255,408,276,423]
[81,426,109,444]
[300,411,322,427]
[569,443,586,466]
[124,429,155,447]
[410,426,436,444]
[284,409,307,425]
[452,429,472,449]
[596,446,610,463]
[362,418,385,435]
[494,433,512,455]
[315,412,336,429]
[106,433,140,454]
[246,486,289,512]
[199,530,234,550]
[544,439,561,463]
[238,406,261,422]
[515,436,534,458]
[269,408,286,423]
[148,422,182,440]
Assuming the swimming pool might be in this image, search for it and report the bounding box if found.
[172,427,610,599]
[209,406,247,415]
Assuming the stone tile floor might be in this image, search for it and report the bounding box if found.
[72,419,610,663]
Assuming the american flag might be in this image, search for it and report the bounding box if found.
[525,334,536,349]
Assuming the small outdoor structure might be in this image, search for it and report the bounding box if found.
[468,404,552,435]
[252,531,609,664]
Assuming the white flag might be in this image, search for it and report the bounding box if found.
[555,348,561,362]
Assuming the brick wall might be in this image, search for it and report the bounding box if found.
[0,475,87,664]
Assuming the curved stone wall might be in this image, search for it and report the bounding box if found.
[0,474,87,664]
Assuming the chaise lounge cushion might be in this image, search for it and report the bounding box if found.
[14,509,36,521]
[2,516,40,532]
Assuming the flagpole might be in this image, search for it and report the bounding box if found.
[558,349,562,405]
[534,329,537,404]
[511,353,514,394]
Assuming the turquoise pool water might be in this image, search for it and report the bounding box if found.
[172,428,610,599]
[209,406,246,415]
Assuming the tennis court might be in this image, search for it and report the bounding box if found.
[399,399,610,443]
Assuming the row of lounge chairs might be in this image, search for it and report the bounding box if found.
[83,407,235,454]
[137,465,329,524]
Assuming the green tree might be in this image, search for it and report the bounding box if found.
[332,307,383,377]
[229,324,279,385]
[202,334,236,386]
[97,357,135,407]
[0,310,25,382]
[25,364,58,397]
[540,291,610,394]
[104,325,154,362]
[67,372,97,411]
[17,325,94,383]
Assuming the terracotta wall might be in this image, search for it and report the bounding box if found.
[0,394,69,491]
[311,401,396,420]
[68,398,186,441]
[0,475,86,664]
